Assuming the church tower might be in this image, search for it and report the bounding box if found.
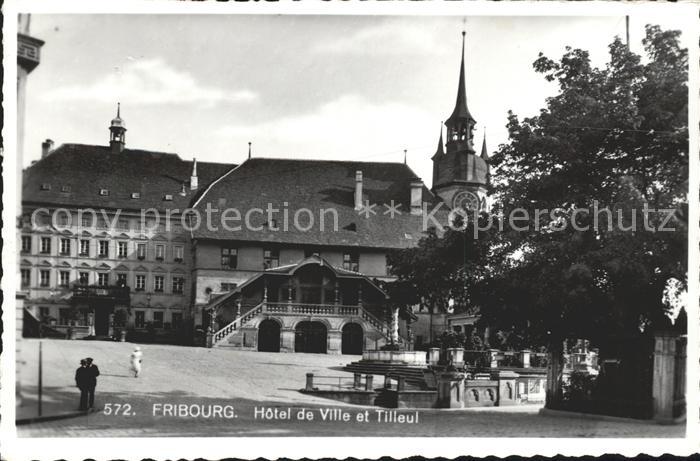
[431,31,489,212]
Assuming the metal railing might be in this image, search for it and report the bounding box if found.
[305,372,374,391]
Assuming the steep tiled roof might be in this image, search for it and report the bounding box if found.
[23,144,234,211]
[193,157,449,249]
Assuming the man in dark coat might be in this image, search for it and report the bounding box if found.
[84,357,100,410]
[75,359,90,411]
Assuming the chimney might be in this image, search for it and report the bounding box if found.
[410,178,423,215]
[354,170,363,210]
[41,139,54,158]
[190,158,199,190]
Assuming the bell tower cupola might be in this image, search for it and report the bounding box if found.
[109,102,126,153]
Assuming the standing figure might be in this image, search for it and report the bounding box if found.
[75,359,89,411]
[130,347,143,377]
[84,357,100,410]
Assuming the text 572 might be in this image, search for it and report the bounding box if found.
[103,403,134,416]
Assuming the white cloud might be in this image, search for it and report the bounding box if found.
[313,23,445,56]
[216,94,439,182]
[43,58,258,107]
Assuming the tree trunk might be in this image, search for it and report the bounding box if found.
[545,339,565,410]
[429,307,433,345]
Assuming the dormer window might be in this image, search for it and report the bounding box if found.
[40,183,51,191]
[99,189,109,196]
[343,251,360,272]
[163,194,173,201]
[61,185,71,192]
[131,192,140,199]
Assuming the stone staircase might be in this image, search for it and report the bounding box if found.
[343,360,432,389]
[211,302,265,346]
[211,301,400,349]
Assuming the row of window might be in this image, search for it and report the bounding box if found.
[220,247,359,272]
[22,236,185,262]
[31,213,177,233]
[21,268,185,293]
[42,306,183,330]
[133,310,183,329]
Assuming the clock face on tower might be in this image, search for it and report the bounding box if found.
[453,191,480,211]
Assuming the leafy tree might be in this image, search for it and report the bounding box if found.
[483,25,687,345]
[387,215,499,343]
[479,25,687,406]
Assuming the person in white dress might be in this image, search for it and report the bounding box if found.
[130,347,143,377]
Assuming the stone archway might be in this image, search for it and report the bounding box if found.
[295,321,327,353]
[341,323,364,355]
[258,319,281,352]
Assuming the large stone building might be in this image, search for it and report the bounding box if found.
[21,109,231,339]
[20,31,490,352]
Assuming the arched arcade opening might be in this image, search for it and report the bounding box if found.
[341,322,364,355]
[258,319,281,352]
[295,321,327,353]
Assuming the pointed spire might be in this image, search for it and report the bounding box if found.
[403,149,407,165]
[431,123,445,160]
[480,130,489,161]
[117,102,121,118]
[446,30,475,125]
[248,142,252,160]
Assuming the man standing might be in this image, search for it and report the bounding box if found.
[75,359,89,411]
[84,357,100,410]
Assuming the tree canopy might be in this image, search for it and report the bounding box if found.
[389,25,688,350]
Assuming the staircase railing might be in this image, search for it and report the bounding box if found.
[212,302,264,345]
[359,305,404,344]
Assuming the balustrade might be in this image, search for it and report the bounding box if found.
[263,302,359,316]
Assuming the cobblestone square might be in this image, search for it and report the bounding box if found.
[16,339,684,437]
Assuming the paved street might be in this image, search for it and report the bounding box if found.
[16,339,684,437]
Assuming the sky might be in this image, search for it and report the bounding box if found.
[23,14,691,188]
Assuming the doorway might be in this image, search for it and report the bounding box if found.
[258,319,281,352]
[341,323,363,355]
[94,308,110,336]
[295,321,327,353]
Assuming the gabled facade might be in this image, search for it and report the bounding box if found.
[205,255,392,354]
[189,157,444,351]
